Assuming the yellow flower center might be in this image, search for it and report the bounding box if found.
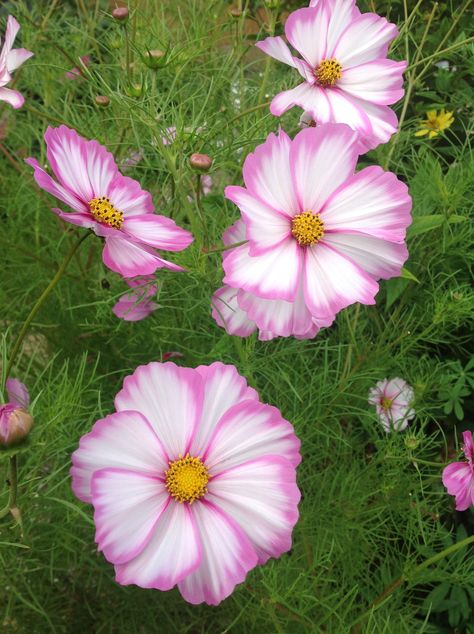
[380,396,393,411]
[89,196,124,229]
[315,59,342,86]
[291,212,325,246]
[165,454,209,504]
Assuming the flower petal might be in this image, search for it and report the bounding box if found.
[203,399,301,473]
[123,214,193,251]
[349,98,399,151]
[255,36,311,80]
[442,463,474,511]
[102,237,184,278]
[114,362,203,461]
[290,124,359,213]
[6,378,29,408]
[285,6,329,67]
[70,410,168,504]
[321,166,412,241]
[7,47,33,73]
[178,501,257,605]
[304,242,379,319]
[91,468,169,564]
[339,60,406,105]
[270,82,332,121]
[208,456,300,564]
[115,501,202,590]
[225,185,290,255]
[24,158,88,213]
[0,16,20,63]
[324,89,373,138]
[0,86,24,108]
[223,237,302,302]
[189,362,259,457]
[106,174,154,216]
[211,285,257,338]
[333,12,398,67]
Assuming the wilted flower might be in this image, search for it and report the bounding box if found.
[71,361,301,605]
[256,0,406,151]
[65,55,90,80]
[0,16,34,109]
[442,431,474,511]
[112,276,159,321]
[0,379,33,446]
[26,126,193,278]
[368,377,415,432]
[223,125,411,326]
[414,109,454,139]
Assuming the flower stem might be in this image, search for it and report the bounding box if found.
[0,232,89,523]
[351,534,474,631]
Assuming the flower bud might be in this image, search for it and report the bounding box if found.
[112,7,129,21]
[404,435,420,450]
[126,83,143,98]
[229,8,243,18]
[95,95,110,107]
[189,153,213,172]
[144,49,166,69]
[0,405,34,447]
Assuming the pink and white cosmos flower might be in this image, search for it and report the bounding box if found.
[442,431,474,511]
[71,362,301,605]
[26,126,193,278]
[0,16,33,109]
[256,0,406,151]
[65,55,91,80]
[112,276,159,322]
[368,377,415,432]
[212,220,333,340]
[223,125,411,324]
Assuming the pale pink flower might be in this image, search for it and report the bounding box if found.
[368,377,415,432]
[112,276,159,322]
[0,16,33,109]
[161,126,177,145]
[65,55,91,80]
[223,125,411,323]
[71,362,301,605]
[26,126,193,278]
[442,431,474,511]
[212,220,332,339]
[256,0,406,150]
[0,378,33,446]
[121,148,144,171]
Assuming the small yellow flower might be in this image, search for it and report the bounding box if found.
[415,109,454,139]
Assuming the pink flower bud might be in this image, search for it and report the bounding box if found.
[112,7,129,21]
[95,95,110,107]
[189,153,213,172]
[0,405,34,447]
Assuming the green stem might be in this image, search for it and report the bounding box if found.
[257,5,278,104]
[351,534,474,631]
[195,175,209,246]
[0,456,18,520]
[123,23,132,85]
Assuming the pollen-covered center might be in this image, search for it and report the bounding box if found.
[165,454,209,504]
[291,212,325,246]
[315,58,342,86]
[380,396,393,411]
[89,196,124,229]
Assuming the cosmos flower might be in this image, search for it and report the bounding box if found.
[26,126,193,278]
[0,16,34,109]
[414,109,454,139]
[65,55,91,80]
[71,361,301,605]
[256,0,406,151]
[368,377,415,432]
[112,276,159,322]
[223,125,411,324]
[212,221,332,340]
[0,378,33,446]
[442,430,474,511]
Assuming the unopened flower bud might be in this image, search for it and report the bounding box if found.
[229,8,243,18]
[144,49,166,69]
[95,95,110,107]
[189,153,213,172]
[126,83,143,97]
[112,7,129,21]
[404,435,420,450]
[0,405,34,447]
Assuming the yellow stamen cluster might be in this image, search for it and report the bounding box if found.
[315,58,342,86]
[380,396,393,411]
[89,196,124,229]
[291,212,325,247]
[165,454,209,504]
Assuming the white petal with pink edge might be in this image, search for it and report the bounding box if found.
[304,242,379,319]
[255,36,312,81]
[324,89,373,137]
[123,214,193,250]
[24,158,88,213]
[114,362,203,461]
[339,60,406,105]
[45,126,118,203]
[189,362,259,457]
[7,47,33,73]
[115,501,202,590]
[321,166,412,241]
[325,0,361,54]
[225,186,290,255]
[70,410,167,504]
[203,399,301,473]
[211,285,257,338]
[106,174,154,216]
[177,501,258,605]
[290,124,359,214]
[241,130,299,216]
[285,6,329,68]
[333,13,398,68]
[222,219,246,249]
[270,82,332,120]
[208,456,300,564]
[91,468,169,565]
[102,237,183,278]
[223,237,302,302]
